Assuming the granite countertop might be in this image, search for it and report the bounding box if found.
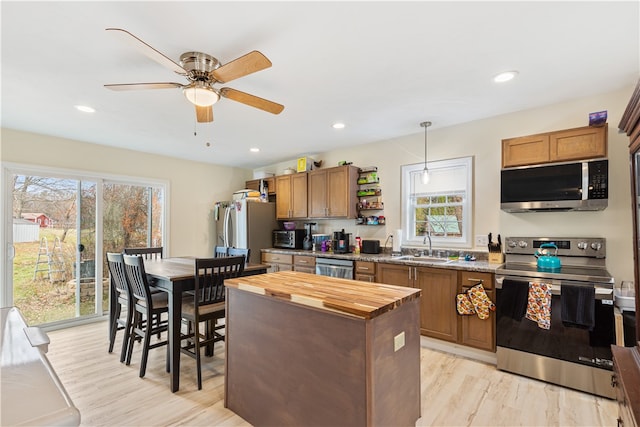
[224,270,421,319]
[261,248,503,273]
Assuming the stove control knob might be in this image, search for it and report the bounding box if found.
[518,240,528,248]
[590,242,602,251]
[577,242,588,250]
[508,241,517,248]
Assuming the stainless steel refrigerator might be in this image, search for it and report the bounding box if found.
[214,200,278,264]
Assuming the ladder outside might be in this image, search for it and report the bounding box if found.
[33,237,66,282]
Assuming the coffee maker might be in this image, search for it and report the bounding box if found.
[333,229,352,253]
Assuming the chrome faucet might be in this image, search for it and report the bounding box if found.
[423,231,432,256]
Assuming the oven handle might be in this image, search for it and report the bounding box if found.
[495,275,613,299]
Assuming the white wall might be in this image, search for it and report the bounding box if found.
[257,86,636,284]
[1,128,251,257]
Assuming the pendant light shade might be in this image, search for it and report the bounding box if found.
[420,121,432,184]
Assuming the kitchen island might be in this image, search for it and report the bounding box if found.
[224,271,421,427]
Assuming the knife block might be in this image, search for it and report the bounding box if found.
[488,252,504,264]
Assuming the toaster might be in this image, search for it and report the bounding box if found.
[361,240,381,254]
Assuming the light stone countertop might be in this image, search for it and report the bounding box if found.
[261,248,503,273]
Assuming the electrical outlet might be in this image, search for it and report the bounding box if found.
[475,235,489,247]
[394,332,405,352]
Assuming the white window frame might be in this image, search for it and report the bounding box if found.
[401,156,473,249]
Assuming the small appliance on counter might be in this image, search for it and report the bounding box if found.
[361,239,381,254]
[273,229,306,249]
[333,229,352,253]
[303,222,316,251]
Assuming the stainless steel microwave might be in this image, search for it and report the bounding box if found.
[501,159,608,212]
[272,230,305,249]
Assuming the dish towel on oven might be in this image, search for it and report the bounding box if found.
[560,284,595,330]
[526,282,552,330]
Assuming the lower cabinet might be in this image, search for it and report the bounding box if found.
[612,345,640,427]
[261,253,293,273]
[376,262,495,351]
[293,255,315,274]
[458,271,495,352]
[354,261,376,282]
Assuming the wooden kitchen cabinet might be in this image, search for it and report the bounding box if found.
[377,262,458,342]
[458,271,495,352]
[612,345,640,427]
[354,261,376,282]
[293,255,315,274]
[261,253,293,273]
[275,173,307,219]
[245,177,275,194]
[414,267,459,342]
[502,133,550,167]
[502,124,607,168]
[307,165,359,218]
[376,262,411,287]
[377,262,495,349]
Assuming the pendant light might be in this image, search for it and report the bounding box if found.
[420,121,432,184]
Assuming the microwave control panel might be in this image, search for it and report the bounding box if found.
[588,160,608,199]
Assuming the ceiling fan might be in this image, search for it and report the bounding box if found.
[104,28,284,123]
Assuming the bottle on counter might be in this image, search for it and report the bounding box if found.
[355,236,361,254]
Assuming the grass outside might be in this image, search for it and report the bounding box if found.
[13,228,108,325]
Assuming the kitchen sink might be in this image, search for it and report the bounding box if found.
[389,255,454,264]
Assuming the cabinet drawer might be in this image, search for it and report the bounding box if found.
[355,261,376,275]
[262,253,293,264]
[459,271,494,290]
[294,255,316,267]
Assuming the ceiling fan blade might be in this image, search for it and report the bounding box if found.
[106,28,186,75]
[104,82,184,91]
[196,105,214,123]
[220,88,284,114]
[211,51,272,84]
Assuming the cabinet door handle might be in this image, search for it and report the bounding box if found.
[466,278,484,283]
[408,268,412,280]
[299,260,308,264]
[359,267,369,270]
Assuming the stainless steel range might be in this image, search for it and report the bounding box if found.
[495,237,615,398]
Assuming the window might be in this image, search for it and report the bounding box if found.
[401,156,473,248]
[1,163,168,327]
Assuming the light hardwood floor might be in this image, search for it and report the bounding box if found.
[46,321,617,426]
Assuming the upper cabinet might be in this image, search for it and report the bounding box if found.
[245,177,275,195]
[502,124,607,168]
[275,173,307,219]
[308,165,359,218]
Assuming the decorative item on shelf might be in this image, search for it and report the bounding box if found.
[420,121,432,184]
[297,157,314,172]
[589,110,607,127]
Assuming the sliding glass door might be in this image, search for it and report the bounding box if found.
[2,165,167,328]
[10,174,100,325]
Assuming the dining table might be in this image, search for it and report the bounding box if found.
[130,256,267,392]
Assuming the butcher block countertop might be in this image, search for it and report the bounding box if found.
[224,270,421,319]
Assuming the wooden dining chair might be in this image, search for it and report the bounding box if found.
[106,252,133,363]
[180,256,245,389]
[123,247,163,259]
[228,247,250,265]
[122,254,170,378]
[214,246,229,258]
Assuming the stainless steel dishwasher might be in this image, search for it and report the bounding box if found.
[315,257,354,279]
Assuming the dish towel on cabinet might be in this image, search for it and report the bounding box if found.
[526,282,552,330]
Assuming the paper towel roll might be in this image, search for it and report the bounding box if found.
[393,229,402,252]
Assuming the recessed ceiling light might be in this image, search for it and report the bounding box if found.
[332,122,345,129]
[250,147,260,153]
[493,71,518,83]
[75,105,95,113]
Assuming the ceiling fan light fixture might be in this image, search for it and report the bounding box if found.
[183,83,220,107]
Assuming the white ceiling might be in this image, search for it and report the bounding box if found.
[2,1,638,169]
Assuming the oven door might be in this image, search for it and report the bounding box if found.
[496,276,615,370]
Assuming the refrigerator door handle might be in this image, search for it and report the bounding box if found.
[223,206,232,247]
